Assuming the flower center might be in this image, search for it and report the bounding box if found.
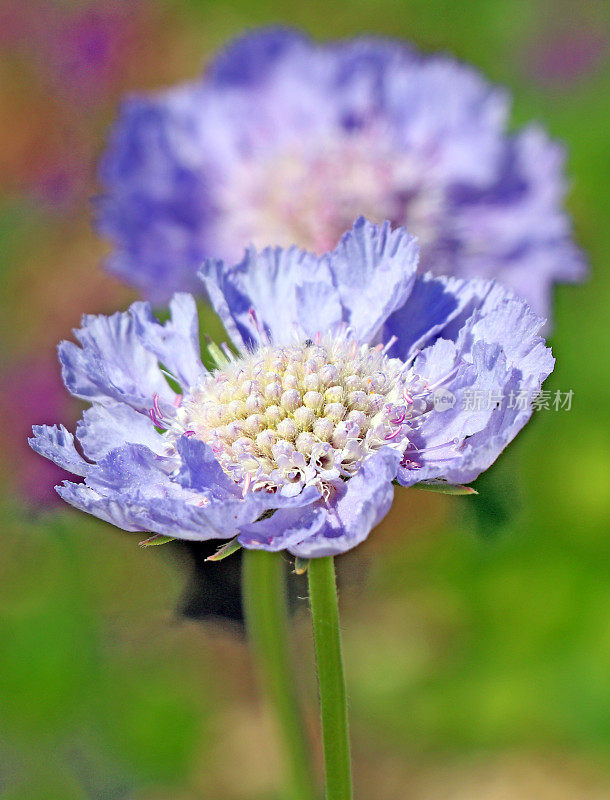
[169,332,416,497]
[216,129,444,257]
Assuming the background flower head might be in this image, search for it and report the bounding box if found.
[31,219,553,557]
[97,27,585,317]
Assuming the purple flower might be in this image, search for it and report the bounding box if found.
[30,219,554,557]
[97,27,585,318]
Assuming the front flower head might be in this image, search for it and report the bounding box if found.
[31,220,554,557]
[169,332,413,496]
[97,28,585,318]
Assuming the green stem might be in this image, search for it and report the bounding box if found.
[242,548,318,800]
[308,557,352,800]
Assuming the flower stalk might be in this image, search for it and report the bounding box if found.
[242,548,318,800]
[308,556,353,800]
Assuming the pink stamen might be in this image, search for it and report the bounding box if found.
[242,472,252,498]
[183,430,196,437]
[148,408,167,430]
[384,425,404,441]
[403,387,414,404]
[173,393,183,407]
[248,307,269,343]
[152,393,163,420]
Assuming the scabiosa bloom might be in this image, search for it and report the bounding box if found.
[97,28,584,317]
[30,220,553,557]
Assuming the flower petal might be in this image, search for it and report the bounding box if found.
[97,88,214,302]
[200,218,418,348]
[58,309,174,413]
[208,27,308,87]
[56,482,151,532]
[29,425,90,477]
[84,443,175,494]
[238,505,328,552]
[383,273,509,359]
[397,296,554,486]
[288,448,401,557]
[327,217,419,342]
[130,293,206,389]
[76,403,167,460]
[200,246,341,348]
[175,436,242,499]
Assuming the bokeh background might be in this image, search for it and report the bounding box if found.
[1,1,609,798]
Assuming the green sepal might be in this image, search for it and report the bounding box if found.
[412,480,478,495]
[294,557,309,575]
[206,537,242,562]
[138,534,176,547]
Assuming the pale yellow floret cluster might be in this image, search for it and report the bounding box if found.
[170,334,410,494]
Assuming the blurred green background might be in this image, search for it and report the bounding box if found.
[1,1,609,797]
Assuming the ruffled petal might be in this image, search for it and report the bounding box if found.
[383,273,510,359]
[456,297,554,379]
[56,482,149,532]
[84,443,175,494]
[130,293,206,389]
[238,505,328,552]
[97,87,214,302]
[29,425,90,477]
[208,27,308,87]
[200,219,418,349]
[288,448,401,557]
[397,296,554,487]
[58,309,174,413]
[76,403,167,460]
[55,482,231,541]
[175,436,242,499]
[200,246,340,349]
[326,217,419,342]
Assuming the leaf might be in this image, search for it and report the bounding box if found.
[206,537,242,562]
[294,557,309,575]
[138,534,176,547]
[205,336,230,367]
[412,480,478,496]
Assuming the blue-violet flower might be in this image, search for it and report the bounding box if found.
[97,27,585,317]
[30,219,554,557]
